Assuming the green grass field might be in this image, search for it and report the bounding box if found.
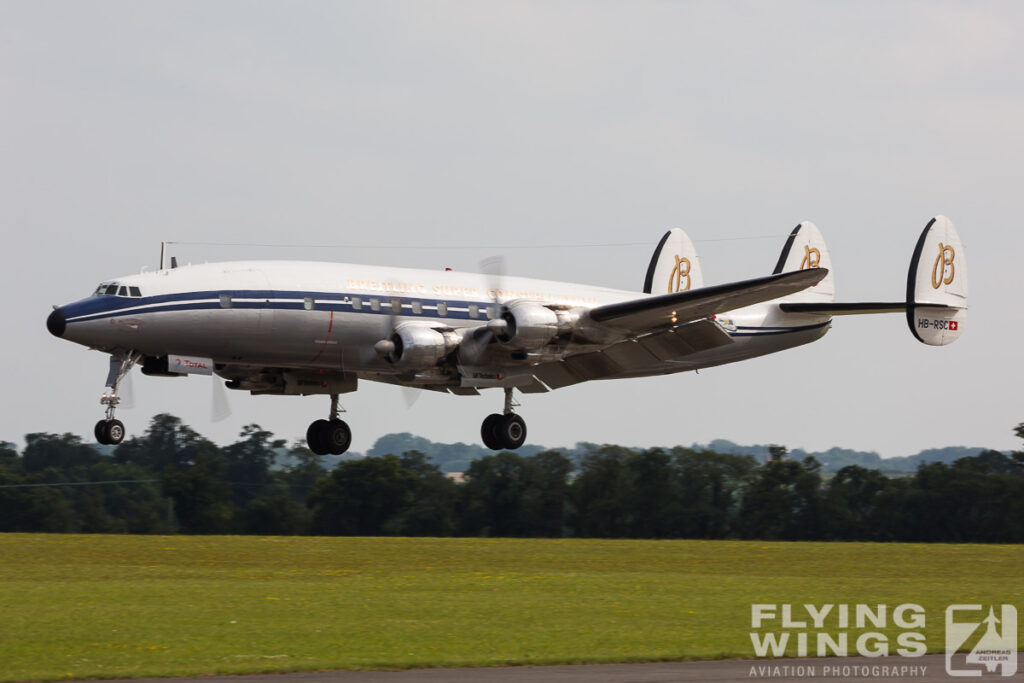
[0,534,1021,681]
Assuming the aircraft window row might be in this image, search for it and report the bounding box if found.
[336,297,460,318]
[93,284,143,297]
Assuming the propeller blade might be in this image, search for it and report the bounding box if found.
[456,255,508,366]
[458,325,493,365]
[480,255,506,306]
[402,386,421,409]
[119,368,135,410]
[211,378,231,423]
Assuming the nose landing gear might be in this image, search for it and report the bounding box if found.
[306,393,352,456]
[481,387,527,451]
[95,352,141,446]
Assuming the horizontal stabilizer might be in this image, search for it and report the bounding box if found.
[781,302,907,315]
[780,216,968,346]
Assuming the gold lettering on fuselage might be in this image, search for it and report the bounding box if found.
[344,278,599,305]
[347,279,426,294]
[800,244,821,269]
[668,255,691,293]
[931,242,955,289]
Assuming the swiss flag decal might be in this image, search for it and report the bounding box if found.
[949,321,959,331]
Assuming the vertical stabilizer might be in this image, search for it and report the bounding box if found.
[643,228,704,294]
[907,216,968,345]
[772,221,835,303]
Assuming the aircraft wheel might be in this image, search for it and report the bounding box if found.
[495,414,527,450]
[94,419,110,445]
[306,419,330,455]
[97,419,125,446]
[481,413,504,450]
[325,419,352,456]
[107,419,126,445]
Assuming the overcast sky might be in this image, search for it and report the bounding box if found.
[3,2,1021,458]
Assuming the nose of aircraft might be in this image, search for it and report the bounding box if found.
[47,307,66,337]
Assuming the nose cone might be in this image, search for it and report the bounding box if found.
[47,307,66,337]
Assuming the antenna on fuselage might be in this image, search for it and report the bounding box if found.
[159,241,167,270]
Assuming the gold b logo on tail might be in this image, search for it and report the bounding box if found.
[800,244,821,269]
[668,255,692,293]
[932,243,955,289]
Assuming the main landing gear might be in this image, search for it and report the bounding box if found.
[306,393,352,456]
[95,352,140,446]
[481,387,527,451]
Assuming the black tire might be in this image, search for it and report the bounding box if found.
[481,413,504,450]
[495,414,527,450]
[306,419,330,455]
[105,419,125,445]
[94,420,110,445]
[325,419,352,455]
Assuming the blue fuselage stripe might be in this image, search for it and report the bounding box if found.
[63,290,493,324]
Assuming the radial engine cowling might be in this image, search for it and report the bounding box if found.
[494,301,561,349]
[383,325,457,371]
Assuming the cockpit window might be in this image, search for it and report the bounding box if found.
[93,282,143,297]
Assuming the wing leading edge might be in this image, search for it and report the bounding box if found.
[584,268,829,333]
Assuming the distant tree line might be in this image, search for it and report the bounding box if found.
[367,432,995,475]
[2,415,1022,542]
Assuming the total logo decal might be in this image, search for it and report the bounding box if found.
[748,603,1017,678]
[174,358,209,370]
[168,355,214,375]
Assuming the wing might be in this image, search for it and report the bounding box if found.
[524,268,828,390]
[583,268,828,334]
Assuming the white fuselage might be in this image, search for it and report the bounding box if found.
[53,260,831,392]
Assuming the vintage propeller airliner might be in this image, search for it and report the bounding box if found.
[47,216,968,455]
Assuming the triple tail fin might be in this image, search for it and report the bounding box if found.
[906,216,968,345]
[643,228,704,294]
[779,216,968,346]
[772,221,835,304]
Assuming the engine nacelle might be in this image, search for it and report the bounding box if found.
[384,325,457,371]
[495,301,561,349]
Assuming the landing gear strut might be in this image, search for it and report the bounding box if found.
[481,387,527,451]
[306,393,351,456]
[95,352,140,446]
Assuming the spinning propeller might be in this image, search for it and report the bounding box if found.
[457,256,509,365]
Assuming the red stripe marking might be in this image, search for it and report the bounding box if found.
[310,310,334,363]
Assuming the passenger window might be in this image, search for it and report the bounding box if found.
[351,297,362,311]
[220,294,233,308]
[487,305,500,320]
[370,298,381,312]
[437,302,448,316]
[411,301,422,314]
[303,297,315,311]
[468,304,480,319]
[390,298,402,313]
[129,286,141,297]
